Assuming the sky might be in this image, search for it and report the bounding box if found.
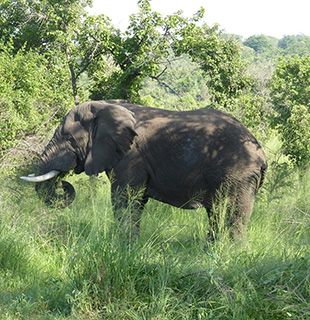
[89,0,310,39]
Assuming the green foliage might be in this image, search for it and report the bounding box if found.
[0,0,92,49]
[278,35,310,56]
[90,0,186,101]
[243,35,310,59]
[0,43,72,153]
[281,104,310,166]
[139,55,210,109]
[244,34,279,56]
[0,0,264,121]
[0,0,52,50]
[173,23,270,137]
[63,13,115,104]
[175,23,252,108]
[0,0,114,105]
[269,55,310,166]
[90,0,256,107]
[1,0,301,173]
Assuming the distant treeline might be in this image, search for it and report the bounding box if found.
[244,34,310,56]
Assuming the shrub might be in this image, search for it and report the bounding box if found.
[269,55,310,167]
[0,43,73,154]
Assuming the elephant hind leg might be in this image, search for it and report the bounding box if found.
[206,208,219,242]
[227,187,256,241]
[204,198,220,242]
[206,186,256,242]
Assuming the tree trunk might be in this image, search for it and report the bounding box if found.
[69,63,79,106]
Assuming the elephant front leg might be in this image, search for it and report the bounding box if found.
[111,186,148,242]
[109,154,149,242]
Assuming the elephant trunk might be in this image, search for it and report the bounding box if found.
[35,177,76,208]
[21,136,77,208]
[34,154,76,208]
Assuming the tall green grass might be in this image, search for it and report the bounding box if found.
[0,167,309,319]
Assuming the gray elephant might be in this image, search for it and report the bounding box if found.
[21,100,267,241]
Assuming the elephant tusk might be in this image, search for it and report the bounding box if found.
[20,170,60,182]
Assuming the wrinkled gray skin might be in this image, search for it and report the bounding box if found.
[33,100,267,241]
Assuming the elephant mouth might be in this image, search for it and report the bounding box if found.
[20,156,77,208]
[34,176,76,208]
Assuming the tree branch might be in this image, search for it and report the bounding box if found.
[150,75,180,97]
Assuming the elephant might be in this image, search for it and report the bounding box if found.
[21,100,267,241]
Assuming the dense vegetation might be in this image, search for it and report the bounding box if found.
[0,0,309,319]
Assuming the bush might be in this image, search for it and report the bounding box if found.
[269,55,310,167]
[0,43,73,154]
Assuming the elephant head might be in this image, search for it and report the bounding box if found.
[20,101,137,207]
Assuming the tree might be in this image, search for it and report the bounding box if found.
[139,54,210,109]
[278,35,310,56]
[269,55,310,167]
[0,42,72,153]
[60,14,115,105]
[244,35,278,56]
[0,0,114,105]
[0,0,55,51]
[90,0,187,101]
[0,0,267,131]
[175,22,252,111]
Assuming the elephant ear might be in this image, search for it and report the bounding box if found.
[84,104,137,176]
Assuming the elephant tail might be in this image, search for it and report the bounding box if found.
[258,163,268,190]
